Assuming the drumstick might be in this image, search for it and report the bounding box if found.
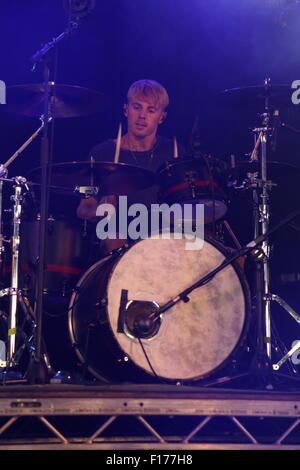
[114,122,122,163]
[173,136,179,158]
[230,154,236,168]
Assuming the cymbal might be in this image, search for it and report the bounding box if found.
[219,84,293,109]
[27,161,155,196]
[4,83,107,118]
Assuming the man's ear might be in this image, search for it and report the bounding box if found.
[123,104,128,117]
[159,111,167,124]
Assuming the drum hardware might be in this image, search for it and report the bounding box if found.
[247,99,300,375]
[0,118,47,376]
[0,176,33,369]
[157,155,228,226]
[74,186,100,198]
[273,339,300,371]
[222,79,300,382]
[0,176,7,272]
[2,118,47,170]
[0,118,83,380]
[219,79,300,380]
[0,115,44,270]
[74,186,100,238]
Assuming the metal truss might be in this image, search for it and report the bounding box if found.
[0,384,300,449]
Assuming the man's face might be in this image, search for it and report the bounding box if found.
[124,97,166,139]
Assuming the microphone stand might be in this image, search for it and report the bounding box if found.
[26,21,80,384]
[154,206,300,317]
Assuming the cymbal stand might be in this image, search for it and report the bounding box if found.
[250,112,274,367]
[249,111,300,375]
[0,167,7,278]
[0,176,29,369]
[0,118,50,377]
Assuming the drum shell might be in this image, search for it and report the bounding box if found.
[157,157,228,224]
[68,235,251,384]
[19,217,90,297]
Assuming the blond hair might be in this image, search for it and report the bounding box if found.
[127,79,169,111]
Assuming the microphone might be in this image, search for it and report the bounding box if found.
[117,291,161,339]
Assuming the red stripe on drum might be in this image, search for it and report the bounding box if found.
[46,265,84,275]
[162,180,220,198]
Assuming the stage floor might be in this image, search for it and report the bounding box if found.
[0,380,300,449]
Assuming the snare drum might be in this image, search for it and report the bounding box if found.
[68,232,251,383]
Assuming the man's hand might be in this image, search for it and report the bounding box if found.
[77,195,117,222]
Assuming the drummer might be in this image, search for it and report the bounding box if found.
[77,79,184,253]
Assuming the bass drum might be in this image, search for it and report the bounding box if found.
[68,234,251,383]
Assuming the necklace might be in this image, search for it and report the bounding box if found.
[126,136,159,168]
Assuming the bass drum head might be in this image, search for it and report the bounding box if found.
[68,235,251,383]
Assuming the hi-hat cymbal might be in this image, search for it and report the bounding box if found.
[218,84,294,109]
[4,83,107,118]
[27,161,155,196]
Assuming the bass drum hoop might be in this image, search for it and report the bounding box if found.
[68,235,251,384]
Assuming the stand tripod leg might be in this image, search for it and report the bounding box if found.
[268,294,300,371]
[271,294,300,325]
[273,340,300,371]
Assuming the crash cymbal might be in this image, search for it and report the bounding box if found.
[219,84,293,109]
[4,83,107,118]
[27,161,155,196]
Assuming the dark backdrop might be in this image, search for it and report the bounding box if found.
[1,0,300,169]
[1,0,300,370]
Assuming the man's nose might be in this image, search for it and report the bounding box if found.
[138,108,146,118]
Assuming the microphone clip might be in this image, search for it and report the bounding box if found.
[118,290,161,339]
